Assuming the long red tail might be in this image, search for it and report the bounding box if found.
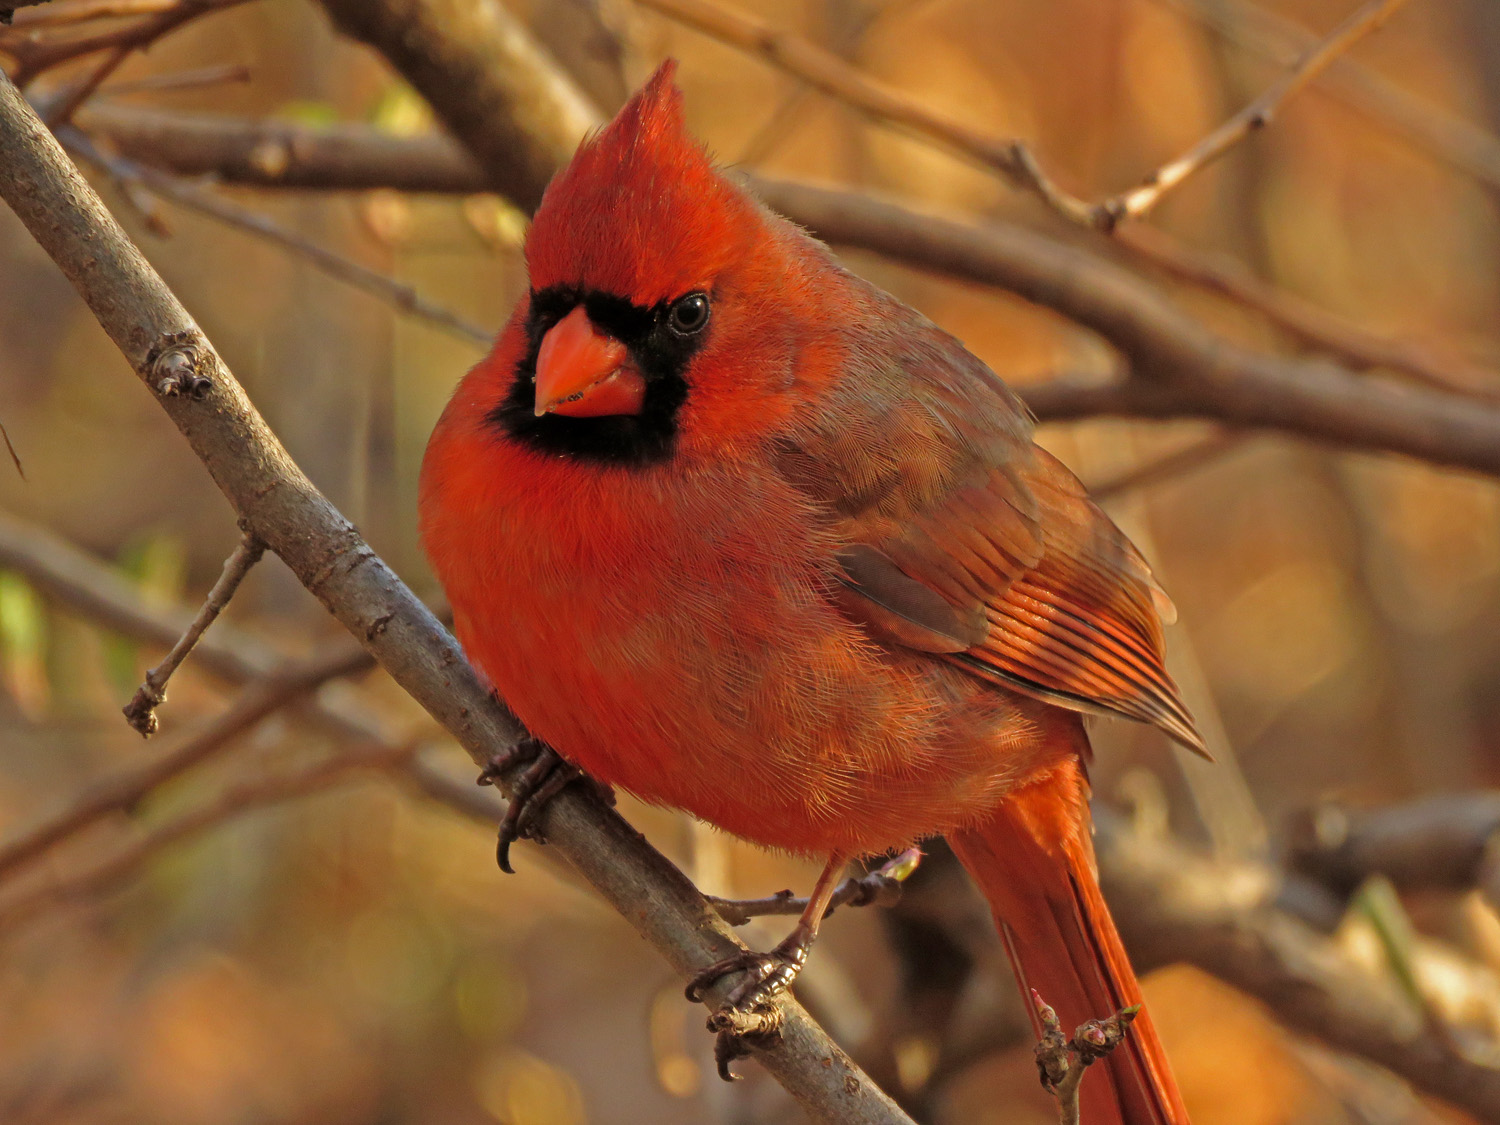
[948,756,1188,1125]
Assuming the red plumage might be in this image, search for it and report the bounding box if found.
[421,61,1200,1123]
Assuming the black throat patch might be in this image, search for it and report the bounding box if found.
[488,286,701,466]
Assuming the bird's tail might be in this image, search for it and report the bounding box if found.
[948,753,1188,1125]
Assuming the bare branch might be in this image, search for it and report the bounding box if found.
[1115,223,1500,399]
[1288,793,1500,907]
[635,0,1407,233]
[121,531,263,736]
[78,103,490,191]
[77,103,1500,404]
[7,0,178,27]
[1097,0,1411,227]
[94,61,250,96]
[0,639,370,882]
[0,68,914,1125]
[755,180,1500,478]
[5,0,251,90]
[1087,431,1250,502]
[62,126,491,345]
[310,0,596,211]
[1095,810,1500,1119]
[1157,0,1500,197]
[0,739,417,935]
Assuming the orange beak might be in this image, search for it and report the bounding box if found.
[534,306,646,418]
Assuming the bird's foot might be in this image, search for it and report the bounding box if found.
[476,738,588,873]
[685,927,813,1080]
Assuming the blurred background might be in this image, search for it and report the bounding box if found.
[2,0,1500,1122]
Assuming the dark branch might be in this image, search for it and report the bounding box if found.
[1095,810,1500,1119]
[1287,793,1500,905]
[310,0,595,212]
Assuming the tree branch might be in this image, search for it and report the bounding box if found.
[1095,810,1500,1120]
[310,0,596,212]
[62,125,492,346]
[121,530,263,736]
[1288,793,1500,906]
[1096,0,1410,227]
[0,638,371,882]
[755,180,1500,478]
[0,68,913,1125]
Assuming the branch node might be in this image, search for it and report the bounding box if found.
[1031,989,1140,1125]
[147,334,210,399]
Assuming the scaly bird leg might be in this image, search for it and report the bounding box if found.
[686,853,849,1080]
[477,737,600,874]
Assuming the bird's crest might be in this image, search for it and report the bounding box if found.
[526,60,760,307]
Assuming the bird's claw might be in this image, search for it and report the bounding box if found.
[684,932,811,1080]
[476,738,582,873]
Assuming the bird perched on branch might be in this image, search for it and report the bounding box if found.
[421,60,1202,1124]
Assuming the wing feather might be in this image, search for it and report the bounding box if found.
[779,333,1206,755]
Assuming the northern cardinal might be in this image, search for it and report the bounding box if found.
[421,61,1202,1124]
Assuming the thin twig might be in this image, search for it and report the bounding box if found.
[709,848,922,925]
[1031,991,1140,1125]
[1088,430,1250,502]
[0,639,372,881]
[61,126,492,346]
[1116,223,1500,398]
[1153,0,1500,197]
[1095,0,1411,228]
[6,0,178,28]
[0,739,417,935]
[9,0,250,88]
[0,67,914,1125]
[635,0,1407,231]
[97,61,249,96]
[121,531,263,736]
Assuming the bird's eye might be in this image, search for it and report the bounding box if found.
[666,293,710,336]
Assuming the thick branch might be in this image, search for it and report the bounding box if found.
[1287,793,1500,903]
[756,181,1500,477]
[0,69,911,1125]
[1095,811,1500,1119]
[310,0,595,211]
[79,103,489,191]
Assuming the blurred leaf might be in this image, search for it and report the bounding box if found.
[0,569,48,720]
[274,99,340,128]
[1353,875,1428,1018]
[369,82,433,137]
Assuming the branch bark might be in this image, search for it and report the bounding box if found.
[1287,793,1500,904]
[311,0,596,211]
[0,69,913,1125]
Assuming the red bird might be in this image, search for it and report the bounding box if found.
[421,62,1202,1124]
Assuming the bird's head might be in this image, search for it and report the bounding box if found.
[489,60,828,466]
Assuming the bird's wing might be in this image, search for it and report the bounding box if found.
[779,340,1206,755]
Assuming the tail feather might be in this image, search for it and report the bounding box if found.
[949,757,1188,1125]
